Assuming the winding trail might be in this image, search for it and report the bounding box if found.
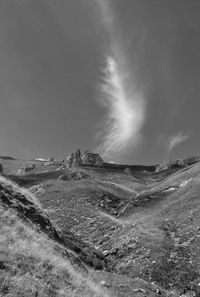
[97,180,137,194]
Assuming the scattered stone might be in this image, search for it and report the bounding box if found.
[152,287,162,295]
[17,164,35,174]
[29,184,45,196]
[110,225,117,231]
[163,187,177,193]
[100,280,111,288]
[179,178,193,187]
[133,288,146,293]
[102,250,109,256]
[124,168,132,175]
[55,165,66,171]
[81,150,103,166]
[155,289,162,295]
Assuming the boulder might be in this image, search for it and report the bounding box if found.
[65,149,83,169]
[100,280,111,288]
[81,151,103,166]
[155,162,170,173]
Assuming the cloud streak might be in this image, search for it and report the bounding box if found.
[167,132,189,154]
[91,0,145,160]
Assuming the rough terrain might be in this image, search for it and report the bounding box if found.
[1,153,200,296]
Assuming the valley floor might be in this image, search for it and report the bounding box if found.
[1,158,200,296]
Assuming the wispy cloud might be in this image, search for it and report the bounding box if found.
[90,0,145,160]
[167,132,189,154]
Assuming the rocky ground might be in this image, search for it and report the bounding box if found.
[1,153,200,296]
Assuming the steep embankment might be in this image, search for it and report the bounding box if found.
[0,176,108,270]
[0,176,112,297]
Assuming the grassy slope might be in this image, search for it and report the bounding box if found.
[2,159,200,296]
[0,196,110,297]
[0,205,164,297]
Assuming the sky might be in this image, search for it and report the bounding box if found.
[0,0,200,164]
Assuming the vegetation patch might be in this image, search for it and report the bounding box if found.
[145,221,200,294]
[58,168,90,181]
[0,207,110,297]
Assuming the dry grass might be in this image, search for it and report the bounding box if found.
[0,175,41,208]
[0,206,110,297]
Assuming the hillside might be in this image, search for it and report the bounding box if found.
[1,152,200,296]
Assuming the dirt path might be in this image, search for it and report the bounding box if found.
[97,180,138,194]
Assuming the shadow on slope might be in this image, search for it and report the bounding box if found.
[0,176,109,271]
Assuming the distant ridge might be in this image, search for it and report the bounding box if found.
[0,156,15,160]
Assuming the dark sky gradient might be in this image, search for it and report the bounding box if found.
[0,0,200,164]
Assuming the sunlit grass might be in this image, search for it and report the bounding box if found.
[0,206,110,297]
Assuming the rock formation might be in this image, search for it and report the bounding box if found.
[156,159,185,173]
[81,150,103,166]
[64,150,103,168]
[65,149,83,169]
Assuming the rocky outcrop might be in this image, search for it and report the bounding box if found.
[156,159,185,173]
[156,156,200,173]
[17,164,35,175]
[64,149,103,168]
[81,151,103,167]
[65,149,83,169]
